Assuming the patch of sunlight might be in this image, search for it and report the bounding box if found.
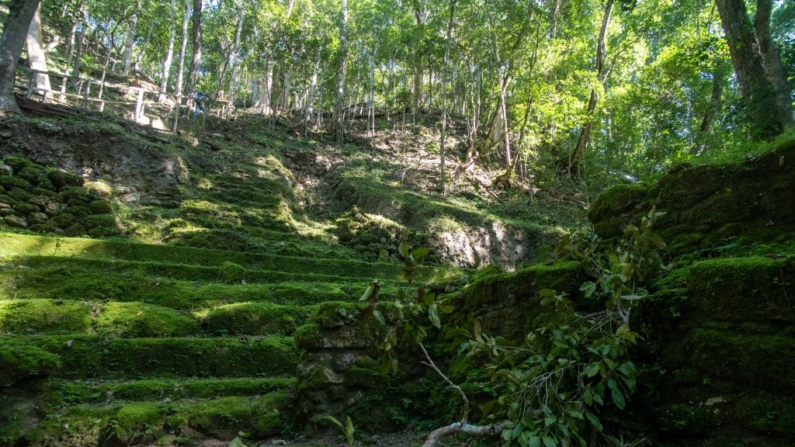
[84,180,113,197]
[192,308,211,320]
[197,178,213,190]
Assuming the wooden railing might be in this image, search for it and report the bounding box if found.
[18,67,234,131]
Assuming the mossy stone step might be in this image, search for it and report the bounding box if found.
[690,328,795,394]
[25,335,296,379]
[688,256,795,326]
[0,299,314,337]
[0,267,397,309]
[53,377,295,403]
[0,232,459,283]
[15,255,402,286]
[24,393,289,447]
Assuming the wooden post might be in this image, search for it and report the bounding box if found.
[83,81,91,109]
[134,88,145,121]
[99,101,105,112]
[26,76,36,99]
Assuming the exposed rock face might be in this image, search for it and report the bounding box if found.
[588,140,795,251]
[0,156,120,237]
[331,172,559,269]
[295,302,389,432]
[0,118,186,208]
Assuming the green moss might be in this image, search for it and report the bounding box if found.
[95,302,200,337]
[311,301,366,329]
[0,175,32,191]
[453,261,583,339]
[691,328,795,393]
[87,200,112,214]
[0,232,459,282]
[0,337,61,386]
[735,394,795,436]
[57,377,294,403]
[587,183,650,235]
[204,302,311,336]
[688,257,795,325]
[24,405,110,447]
[114,402,166,439]
[0,299,92,334]
[30,335,296,379]
[221,261,246,283]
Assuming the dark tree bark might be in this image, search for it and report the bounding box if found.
[754,0,794,129]
[568,0,614,177]
[0,0,41,114]
[185,0,203,100]
[715,0,784,138]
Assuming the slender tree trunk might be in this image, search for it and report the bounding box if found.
[227,4,245,105]
[26,3,50,92]
[0,0,41,114]
[135,21,153,72]
[70,7,88,87]
[335,0,349,146]
[185,0,203,100]
[551,0,563,38]
[714,0,783,138]
[439,0,457,196]
[159,0,177,103]
[569,0,614,177]
[172,0,190,132]
[692,62,729,155]
[754,0,794,129]
[122,0,142,76]
[304,46,321,136]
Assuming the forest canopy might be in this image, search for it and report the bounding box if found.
[1,0,794,182]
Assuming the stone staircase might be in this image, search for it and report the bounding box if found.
[0,232,459,446]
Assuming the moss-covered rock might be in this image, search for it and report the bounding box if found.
[0,337,61,386]
[27,335,296,379]
[47,169,85,191]
[0,299,92,334]
[204,302,310,336]
[95,302,200,337]
[589,139,795,251]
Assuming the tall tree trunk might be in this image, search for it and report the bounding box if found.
[0,0,41,114]
[304,46,321,136]
[26,3,50,92]
[135,21,153,72]
[692,62,729,154]
[754,0,794,129]
[715,0,783,138]
[551,0,563,38]
[185,0,203,101]
[172,0,190,132]
[440,0,457,196]
[335,0,349,146]
[227,4,245,104]
[159,0,177,103]
[122,0,142,76]
[569,0,614,177]
[70,6,88,87]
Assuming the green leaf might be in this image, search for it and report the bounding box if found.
[610,385,626,410]
[373,310,386,325]
[585,364,600,378]
[399,242,410,259]
[543,436,557,447]
[228,437,248,447]
[322,416,343,429]
[579,281,597,297]
[428,304,441,329]
[585,410,603,432]
[411,247,430,260]
[344,416,355,444]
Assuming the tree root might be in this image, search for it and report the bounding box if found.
[422,422,502,447]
